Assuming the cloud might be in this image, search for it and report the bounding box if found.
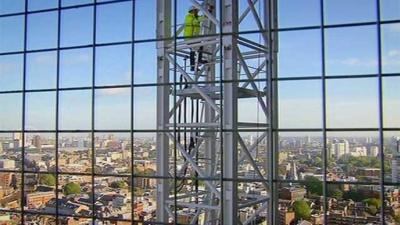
[337,58,377,67]
[97,88,130,96]
[329,49,400,69]
[383,49,400,68]
[0,61,18,75]
[387,23,400,32]
[61,52,92,66]
[388,50,400,57]
[32,52,57,65]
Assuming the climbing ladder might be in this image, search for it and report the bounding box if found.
[156,0,278,224]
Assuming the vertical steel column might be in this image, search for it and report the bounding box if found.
[204,1,218,224]
[221,0,238,224]
[156,0,171,222]
[266,0,279,224]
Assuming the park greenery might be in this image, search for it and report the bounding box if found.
[38,174,56,186]
[63,182,81,195]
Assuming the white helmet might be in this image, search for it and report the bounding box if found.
[189,6,198,12]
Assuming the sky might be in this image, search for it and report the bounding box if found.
[0,0,399,132]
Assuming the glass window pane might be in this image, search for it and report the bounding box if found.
[28,0,57,11]
[25,214,56,224]
[24,173,56,215]
[25,91,56,130]
[238,84,267,125]
[381,0,400,21]
[62,0,93,7]
[384,186,400,222]
[61,6,94,47]
[134,42,157,84]
[94,176,131,219]
[278,132,322,181]
[327,132,380,183]
[135,0,156,40]
[0,93,22,130]
[324,0,376,25]
[60,48,92,88]
[278,30,322,77]
[237,131,269,180]
[96,2,132,43]
[384,131,400,183]
[383,77,400,128]
[326,26,378,76]
[381,23,400,74]
[239,0,266,32]
[326,78,379,128]
[27,12,58,50]
[24,133,55,172]
[95,88,131,130]
[177,1,222,36]
[0,133,22,170]
[58,133,92,174]
[59,90,92,130]
[0,173,21,209]
[96,44,131,86]
[0,16,24,53]
[0,54,23,91]
[237,32,267,81]
[26,51,57,90]
[134,86,156,130]
[58,175,93,216]
[133,178,161,222]
[278,80,322,129]
[0,0,25,15]
[94,132,131,175]
[278,0,320,28]
[327,184,381,223]
[133,133,160,176]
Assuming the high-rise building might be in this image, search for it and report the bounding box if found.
[13,132,22,149]
[32,135,42,150]
[392,138,400,183]
[332,139,350,159]
[368,146,379,157]
[287,161,298,181]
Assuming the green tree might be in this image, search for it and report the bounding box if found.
[394,214,400,223]
[38,174,56,186]
[293,200,311,220]
[343,190,365,202]
[314,156,323,168]
[329,188,343,199]
[143,168,156,176]
[63,182,81,195]
[304,176,322,196]
[366,205,378,215]
[134,187,144,196]
[363,198,381,209]
[111,180,128,189]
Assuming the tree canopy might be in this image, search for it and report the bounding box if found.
[111,180,128,189]
[293,200,311,220]
[304,176,322,196]
[63,182,81,195]
[39,174,56,186]
[363,198,381,209]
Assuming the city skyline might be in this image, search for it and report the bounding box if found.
[1,1,399,130]
[0,0,399,224]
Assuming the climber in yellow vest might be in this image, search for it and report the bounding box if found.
[184,5,214,71]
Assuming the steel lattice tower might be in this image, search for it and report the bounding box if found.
[156,0,278,224]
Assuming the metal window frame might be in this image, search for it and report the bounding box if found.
[0,0,399,224]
